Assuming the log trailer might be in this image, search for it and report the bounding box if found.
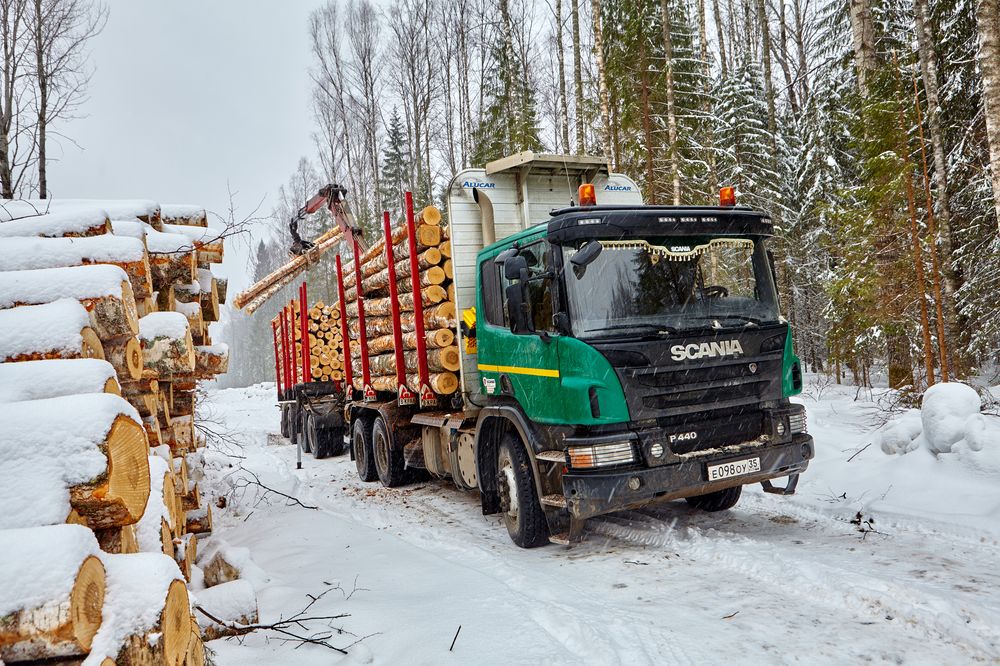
[266,152,814,548]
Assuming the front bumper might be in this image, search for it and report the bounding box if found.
[561,433,813,520]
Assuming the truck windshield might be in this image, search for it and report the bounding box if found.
[562,236,780,338]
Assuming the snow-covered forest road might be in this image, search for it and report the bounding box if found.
[197,381,1000,665]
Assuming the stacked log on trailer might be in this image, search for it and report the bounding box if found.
[0,201,233,664]
[307,301,343,381]
[341,203,460,399]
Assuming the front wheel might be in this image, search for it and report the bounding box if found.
[352,416,378,482]
[497,433,549,548]
[372,416,407,487]
[685,485,742,512]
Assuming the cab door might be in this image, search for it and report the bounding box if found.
[477,238,565,424]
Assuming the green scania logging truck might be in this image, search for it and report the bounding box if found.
[324,152,813,548]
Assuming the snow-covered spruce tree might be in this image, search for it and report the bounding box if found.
[380,109,411,214]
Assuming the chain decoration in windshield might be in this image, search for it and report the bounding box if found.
[598,238,755,263]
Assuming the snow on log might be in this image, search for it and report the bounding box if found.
[194,580,258,640]
[0,358,119,402]
[194,344,229,376]
[95,523,139,555]
[199,542,269,588]
[161,223,224,265]
[0,235,153,299]
[136,456,182,557]
[109,218,146,242]
[185,505,212,536]
[0,208,111,238]
[0,299,104,364]
[0,524,105,663]
[176,275,220,323]
[216,277,228,304]
[0,394,151,530]
[0,265,140,341]
[86,552,191,666]
[160,204,207,227]
[138,312,194,375]
[145,228,197,290]
[174,299,204,338]
[17,199,161,225]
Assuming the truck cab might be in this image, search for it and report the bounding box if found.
[447,153,813,546]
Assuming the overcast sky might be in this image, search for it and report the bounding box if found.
[49,0,329,291]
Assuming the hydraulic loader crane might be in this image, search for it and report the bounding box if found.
[233,184,365,314]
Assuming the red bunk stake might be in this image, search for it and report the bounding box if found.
[288,303,300,386]
[335,254,352,395]
[383,211,412,405]
[299,282,311,384]
[271,319,282,400]
[405,191,435,407]
[280,306,292,393]
[352,237,373,400]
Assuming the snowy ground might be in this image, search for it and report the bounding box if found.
[194,378,1000,665]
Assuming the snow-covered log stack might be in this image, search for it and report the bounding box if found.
[0,200,230,663]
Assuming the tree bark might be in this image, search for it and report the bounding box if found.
[590,0,614,167]
[711,0,728,78]
[555,0,571,153]
[848,0,878,96]
[660,0,681,203]
[572,0,585,153]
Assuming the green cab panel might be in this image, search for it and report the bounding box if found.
[781,330,803,397]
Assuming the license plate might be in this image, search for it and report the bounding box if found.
[707,457,761,481]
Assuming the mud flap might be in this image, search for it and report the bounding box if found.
[761,474,799,495]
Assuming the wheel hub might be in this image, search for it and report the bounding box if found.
[498,458,519,521]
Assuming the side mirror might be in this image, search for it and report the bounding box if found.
[495,247,518,264]
[502,255,528,281]
[505,282,533,333]
[571,240,603,267]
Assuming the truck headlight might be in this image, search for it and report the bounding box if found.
[568,441,636,469]
[789,410,807,434]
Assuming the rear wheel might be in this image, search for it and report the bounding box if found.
[288,405,300,448]
[352,416,378,482]
[497,432,549,548]
[315,426,345,459]
[372,416,407,487]
[686,485,742,512]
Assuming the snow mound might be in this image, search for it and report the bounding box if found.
[139,311,189,341]
[0,524,100,615]
[880,382,1000,457]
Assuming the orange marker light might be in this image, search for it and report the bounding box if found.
[720,186,736,207]
[578,183,597,207]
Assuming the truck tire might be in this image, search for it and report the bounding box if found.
[372,416,407,488]
[497,432,549,548]
[314,427,344,459]
[352,416,378,482]
[300,411,313,454]
[686,485,742,512]
[305,412,322,458]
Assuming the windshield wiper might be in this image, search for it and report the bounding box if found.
[687,314,763,328]
[584,324,678,339]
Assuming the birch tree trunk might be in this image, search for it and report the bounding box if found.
[590,0,614,167]
[572,0,585,153]
[977,0,1000,229]
[848,0,878,96]
[698,0,718,195]
[555,0,571,153]
[755,0,778,154]
[711,0,728,79]
[659,0,681,204]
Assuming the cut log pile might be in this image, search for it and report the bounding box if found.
[342,205,460,397]
[0,201,235,664]
[306,301,343,381]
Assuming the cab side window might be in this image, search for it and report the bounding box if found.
[498,240,555,333]
[480,259,505,326]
